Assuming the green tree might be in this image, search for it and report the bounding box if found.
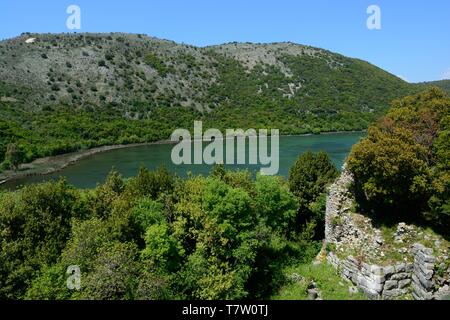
[254,175,297,236]
[347,88,450,225]
[348,126,431,216]
[77,242,139,300]
[288,151,338,237]
[25,263,72,300]
[5,143,25,170]
[0,179,81,298]
[141,222,182,273]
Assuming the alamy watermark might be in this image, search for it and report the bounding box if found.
[170,121,280,176]
[66,5,81,30]
[66,265,81,290]
[367,5,381,30]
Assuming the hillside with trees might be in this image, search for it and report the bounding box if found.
[0,32,427,171]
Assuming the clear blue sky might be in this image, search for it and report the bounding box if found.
[1,0,449,83]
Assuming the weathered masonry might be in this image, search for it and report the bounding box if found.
[324,168,450,300]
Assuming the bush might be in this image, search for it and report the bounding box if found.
[288,151,338,237]
[348,126,430,215]
[0,179,81,298]
[348,88,450,227]
[4,143,25,170]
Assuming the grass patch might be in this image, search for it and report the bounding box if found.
[271,263,367,300]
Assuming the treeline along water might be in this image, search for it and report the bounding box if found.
[2,132,365,189]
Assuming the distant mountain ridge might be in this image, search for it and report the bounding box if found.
[0,32,415,116]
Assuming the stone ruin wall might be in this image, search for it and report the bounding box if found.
[324,168,450,300]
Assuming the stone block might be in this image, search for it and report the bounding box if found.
[370,265,384,276]
[357,276,383,293]
[412,273,433,291]
[307,289,318,300]
[405,263,414,273]
[434,292,450,300]
[383,266,395,276]
[394,263,406,273]
[414,264,434,280]
[415,253,436,265]
[347,256,359,265]
[361,262,371,271]
[359,286,380,300]
[422,262,435,271]
[384,280,398,291]
[342,262,358,274]
[370,274,386,284]
[382,289,402,299]
[412,291,422,300]
[412,243,433,256]
[398,279,411,289]
[349,286,359,294]
[390,272,410,281]
[412,281,433,300]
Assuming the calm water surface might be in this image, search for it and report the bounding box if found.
[3,132,365,189]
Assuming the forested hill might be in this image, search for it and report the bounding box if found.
[415,79,450,95]
[0,32,437,168]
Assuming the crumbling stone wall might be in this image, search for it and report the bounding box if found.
[327,234,450,300]
[411,243,450,300]
[325,168,450,300]
[327,252,412,299]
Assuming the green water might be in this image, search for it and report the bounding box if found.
[3,132,365,189]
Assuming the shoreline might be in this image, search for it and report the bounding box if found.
[0,130,366,185]
[0,140,176,185]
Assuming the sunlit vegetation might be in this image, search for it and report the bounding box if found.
[348,88,450,235]
[271,263,367,300]
[0,152,337,300]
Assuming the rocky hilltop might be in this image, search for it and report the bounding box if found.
[1,32,415,121]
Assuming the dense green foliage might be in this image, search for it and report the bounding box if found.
[348,88,450,233]
[0,105,201,168]
[288,151,339,238]
[415,79,450,96]
[201,50,414,134]
[0,158,335,299]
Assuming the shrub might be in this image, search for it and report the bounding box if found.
[347,88,450,227]
[348,126,431,215]
[288,151,338,237]
[4,143,25,170]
